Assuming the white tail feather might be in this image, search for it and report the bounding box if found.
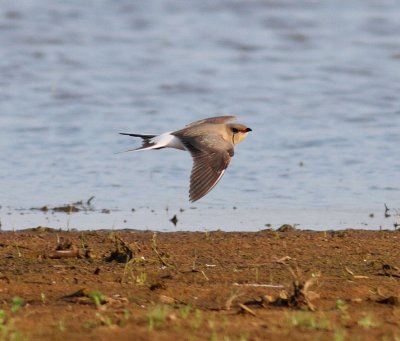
[119,132,185,154]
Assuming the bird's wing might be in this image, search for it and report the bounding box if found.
[185,115,237,127]
[177,134,234,202]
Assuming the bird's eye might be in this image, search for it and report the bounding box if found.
[232,128,239,133]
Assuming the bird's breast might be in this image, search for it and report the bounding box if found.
[233,132,249,145]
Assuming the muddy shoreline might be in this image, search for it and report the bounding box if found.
[0,228,399,340]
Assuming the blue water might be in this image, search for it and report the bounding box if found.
[1,1,399,230]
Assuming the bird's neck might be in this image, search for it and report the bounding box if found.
[233,132,248,145]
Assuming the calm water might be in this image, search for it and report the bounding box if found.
[1,0,399,230]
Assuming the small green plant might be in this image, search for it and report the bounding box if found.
[82,320,97,331]
[123,309,131,320]
[151,233,173,267]
[191,309,203,329]
[335,299,347,312]
[89,291,105,308]
[135,272,147,285]
[121,257,135,283]
[10,297,24,313]
[179,305,191,319]
[336,299,350,325]
[288,312,331,331]
[333,329,347,341]
[0,309,24,340]
[147,305,170,331]
[358,312,378,329]
[96,313,113,327]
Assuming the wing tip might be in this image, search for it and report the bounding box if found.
[189,193,201,203]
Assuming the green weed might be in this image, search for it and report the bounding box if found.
[10,297,24,313]
[288,311,331,331]
[333,329,347,341]
[123,309,131,320]
[135,272,147,285]
[191,309,203,329]
[82,320,97,331]
[336,299,350,325]
[96,313,113,327]
[0,309,24,341]
[89,291,105,308]
[147,305,170,331]
[179,305,191,319]
[358,312,378,329]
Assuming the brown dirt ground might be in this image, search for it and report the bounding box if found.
[0,227,400,341]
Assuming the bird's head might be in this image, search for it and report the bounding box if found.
[228,123,252,145]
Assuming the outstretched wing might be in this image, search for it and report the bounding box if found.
[177,134,234,202]
[185,115,236,128]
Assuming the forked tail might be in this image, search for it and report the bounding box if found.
[119,131,183,152]
[119,133,156,139]
[119,132,159,151]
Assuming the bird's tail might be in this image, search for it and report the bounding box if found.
[119,132,161,152]
[119,133,156,139]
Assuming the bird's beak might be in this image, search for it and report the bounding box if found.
[245,128,252,132]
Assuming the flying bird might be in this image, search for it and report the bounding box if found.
[120,116,252,202]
